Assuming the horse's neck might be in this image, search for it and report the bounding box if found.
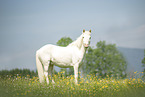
[68,34,86,61]
[68,34,83,50]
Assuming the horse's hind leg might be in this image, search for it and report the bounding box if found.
[44,61,50,84]
[49,64,55,84]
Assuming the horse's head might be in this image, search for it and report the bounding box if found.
[82,29,91,48]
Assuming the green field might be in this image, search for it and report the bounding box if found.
[0,72,145,97]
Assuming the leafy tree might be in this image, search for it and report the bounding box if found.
[56,37,73,47]
[142,50,145,65]
[84,41,127,78]
[56,37,73,75]
[142,50,145,78]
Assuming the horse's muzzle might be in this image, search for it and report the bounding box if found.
[84,44,89,48]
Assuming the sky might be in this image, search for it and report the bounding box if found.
[0,0,145,70]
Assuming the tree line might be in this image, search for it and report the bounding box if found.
[0,68,37,78]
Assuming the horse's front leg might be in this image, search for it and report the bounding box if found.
[74,64,79,84]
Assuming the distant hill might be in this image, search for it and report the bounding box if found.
[117,47,144,73]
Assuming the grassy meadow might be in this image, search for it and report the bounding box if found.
[0,72,145,97]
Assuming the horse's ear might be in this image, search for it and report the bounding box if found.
[89,29,91,33]
[83,29,85,33]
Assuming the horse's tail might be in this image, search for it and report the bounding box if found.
[36,51,44,83]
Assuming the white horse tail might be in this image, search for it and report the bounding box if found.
[36,51,44,83]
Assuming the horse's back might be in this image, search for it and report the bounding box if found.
[37,44,73,53]
[36,44,55,59]
[37,44,74,58]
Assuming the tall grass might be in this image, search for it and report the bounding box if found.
[0,72,145,97]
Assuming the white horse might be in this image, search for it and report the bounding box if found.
[36,29,91,84]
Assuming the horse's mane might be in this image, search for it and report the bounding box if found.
[67,34,83,49]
